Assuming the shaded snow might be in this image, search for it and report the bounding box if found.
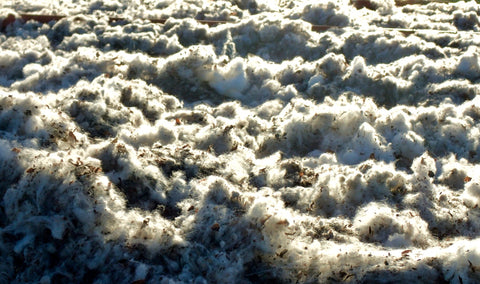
[1,0,480,283]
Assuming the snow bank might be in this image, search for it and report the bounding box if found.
[1,0,480,283]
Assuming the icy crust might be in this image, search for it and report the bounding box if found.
[1,1,480,284]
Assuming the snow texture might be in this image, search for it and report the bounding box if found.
[1,0,480,283]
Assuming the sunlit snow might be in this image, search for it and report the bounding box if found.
[1,0,480,283]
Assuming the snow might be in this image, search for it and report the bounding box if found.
[1,0,480,283]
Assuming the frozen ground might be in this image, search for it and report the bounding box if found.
[1,0,480,283]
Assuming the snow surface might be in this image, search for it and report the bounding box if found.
[1,0,480,283]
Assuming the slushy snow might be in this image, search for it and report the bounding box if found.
[1,0,480,283]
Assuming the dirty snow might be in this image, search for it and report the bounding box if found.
[1,0,480,283]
